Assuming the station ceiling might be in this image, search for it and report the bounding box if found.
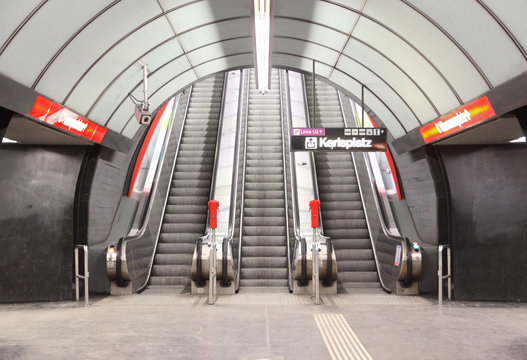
[1,0,526,140]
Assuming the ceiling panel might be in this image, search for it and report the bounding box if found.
[187,37,252,66]
[194,53,253,78]
[107,69,196,134]
[345,39,437,123]
[34,0,161,103]
[167,1,250,34]
[328,69,406,138]
[66,17,174,115]
[0,0,42,50]
[273,38,340,67]
[1,0,527,141]
[363,90,406,139]
[121,118,141,139]
[336,56,420,130]
[408,0,527,86]
[130,56,192,103]
[88,38,184,124]
[273,18,348,52]
[275,0,358,34]
[363,0,490,103]
[159,0,197,10]
[351,18,460,115]
[0,0,112,88]
[179,19,252,53]
[273,53,333,78]
[482,0,527,54]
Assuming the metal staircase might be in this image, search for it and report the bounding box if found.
[239,69,288,287]
[149,75,224,287]
[306,76,379,287]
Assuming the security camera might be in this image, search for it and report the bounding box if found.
[134,104,152,125]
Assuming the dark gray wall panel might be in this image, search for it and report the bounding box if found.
[86,127,145,293]
[388,144,439,293]
[0,145,87,302]
[440,145,527,301]
[87,129,145,246]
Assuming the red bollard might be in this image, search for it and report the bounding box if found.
[309,200,320,228]
[208,200,219,229]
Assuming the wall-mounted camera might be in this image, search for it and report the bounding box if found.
[133,61,152,125]
[134,104,152,125]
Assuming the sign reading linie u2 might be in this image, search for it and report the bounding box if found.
[290,127,387,152]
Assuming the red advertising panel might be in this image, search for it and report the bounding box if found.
[420,96,495,143]
[29,96,107,143]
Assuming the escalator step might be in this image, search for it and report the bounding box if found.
[309,77,379,286]
[239,279,288,287]
[149,74,223,287]
[241,257,288,268]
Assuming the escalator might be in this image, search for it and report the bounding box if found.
[239,69,289,287]
[306,76,379,288]
[149,75,224,287]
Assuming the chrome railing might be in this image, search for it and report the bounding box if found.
[136,91,191,290]
[285,72,308,286]
[129,94,181,239]
[194,71,241,290]
[279,69,293,291]
[75,245,89,306]
[110,94,185,288]
[339,92,423,292]
[288,71,335,289]
[338,91,402,291]
[438,244,452,305]
[235,69,251,292]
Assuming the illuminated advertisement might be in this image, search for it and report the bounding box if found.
[420,96,495,143]
[29,95,107,143]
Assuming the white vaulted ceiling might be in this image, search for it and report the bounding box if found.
[1,0,526,139]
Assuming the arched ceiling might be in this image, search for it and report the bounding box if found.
[1,0,526,140]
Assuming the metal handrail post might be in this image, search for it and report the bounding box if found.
[313,228,320,305]
[438,245,452,305]
[438,245,443,305]
[75,245,89,306]
[447,247,452,301]
[75,247,79,302]
[208,229,217,305]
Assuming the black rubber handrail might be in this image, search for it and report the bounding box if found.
[323,238,333,287]
[300,237,308,286]
[194,236,206,287]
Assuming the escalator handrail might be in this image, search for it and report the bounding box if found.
[235,69,251,292]
[126,94,182,241]
[343,94,405,244]
[301,74,334,286]
[284,72,306,286]
[338,91,403,292]
[115,93,185,286]
[220,70,244,287]
[196,73,230,284]
[278,69,293,291]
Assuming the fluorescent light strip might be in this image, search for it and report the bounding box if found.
[2,137,17,143]
[254,0,270,93]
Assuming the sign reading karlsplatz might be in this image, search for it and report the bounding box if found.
[290,127,387,152]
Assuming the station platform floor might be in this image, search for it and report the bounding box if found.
[1,286,526,360]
